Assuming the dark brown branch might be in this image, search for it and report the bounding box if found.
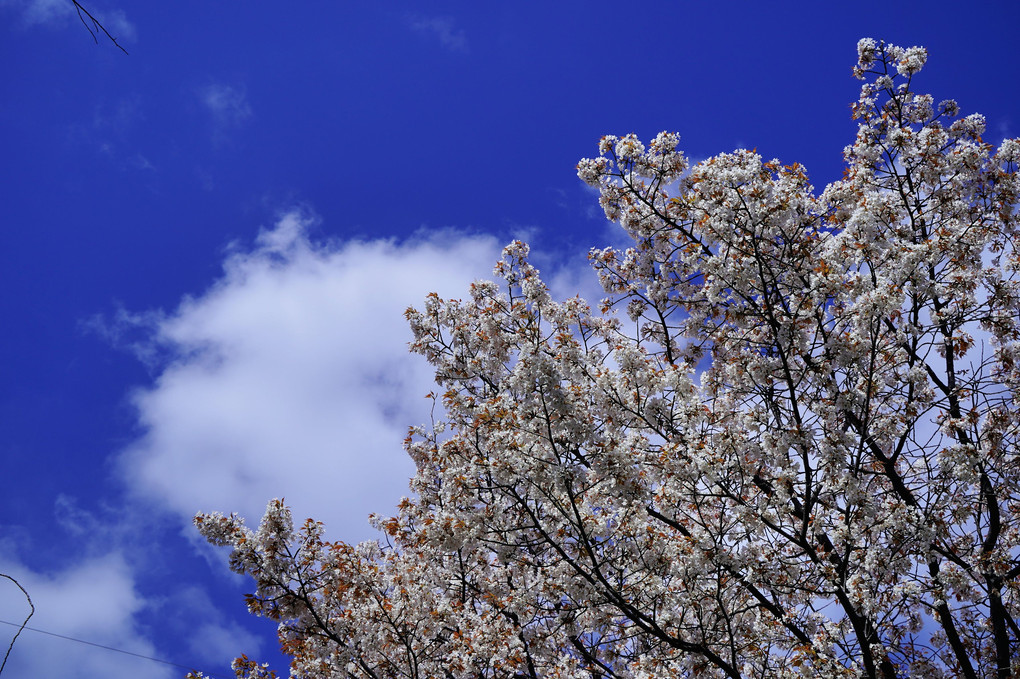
[71,1,129,54]
[646,505,814,648]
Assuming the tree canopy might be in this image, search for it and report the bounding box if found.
[193,40,1020,678]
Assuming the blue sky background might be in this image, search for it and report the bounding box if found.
[1,1,1018,676]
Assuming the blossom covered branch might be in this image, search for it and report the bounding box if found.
[195,40,1020,679]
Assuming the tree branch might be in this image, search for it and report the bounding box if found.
[71,1,129,54]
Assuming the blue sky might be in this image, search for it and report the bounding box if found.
[0,1,1018,676]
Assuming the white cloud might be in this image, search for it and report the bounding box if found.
[0,554,175,679]
[117,211,509,541]
[2,0,136,42]
[2,0,68,25]
[130,154,155,171]
[92,6,133,42]
[544,251,607,306]
[200,83,253,128]
[155,585,263,668]
[407,15,467,53]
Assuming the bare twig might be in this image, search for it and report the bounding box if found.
[0,574,34,675]
[71,0,129,55]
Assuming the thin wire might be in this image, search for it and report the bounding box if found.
[0,575,33,674]
[0,618,230,679]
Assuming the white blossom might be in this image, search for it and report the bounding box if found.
[195,41,1020,679]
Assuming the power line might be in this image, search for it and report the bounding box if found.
[0,618,231,679]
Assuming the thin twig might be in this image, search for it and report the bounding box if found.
[0,574,34,675]
[70,0,129,55]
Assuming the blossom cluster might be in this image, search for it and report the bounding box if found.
[196,41,1020,679]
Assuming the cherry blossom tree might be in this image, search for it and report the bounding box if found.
[193,40,1020,679]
